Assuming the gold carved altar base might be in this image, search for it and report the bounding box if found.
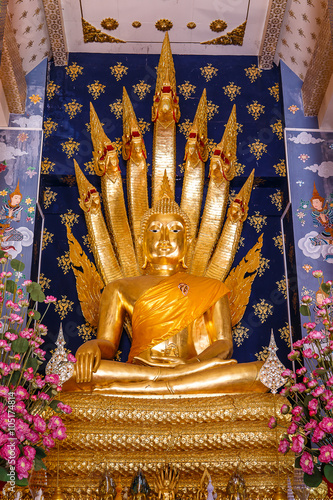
[45,393,294,498]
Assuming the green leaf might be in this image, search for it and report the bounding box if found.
[28,309,41,320]
[9,371,20,386]
[5,280,16,294]
[10,258,25,272]
[25,358,38,372]
[304,467,322,488]
[35,446,47,459]
[15,477,28,486]
[0,250,6,258]
[27,282,45,302]
[0,466,9,481]
[300,304,311,316]
[11,337,29,353]
[322,283,331,295]
[50,400,61,411]
[295,456,301,469]
[324,464,333,483]
[34,457,47,471]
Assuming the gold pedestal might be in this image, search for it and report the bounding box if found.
[45,392,294,498]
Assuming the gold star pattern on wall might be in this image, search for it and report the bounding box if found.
[41,158,55,174]
[255,347,269,361]
[200,63,218,82]
[222,82,241,101]
[273,233,284,254]
[109,99,122,119]
[54,295,74,320]
[60,209,79,228]
[207,100,219,120]
[66,62,84,81]
[253,299,273,323]
[82,234,92,253]
[248,211,267,232]
[57,251,71,274]
[178,81,196,100]
[269,190,283,211]
[178,119,192,138]
[257,256,270,277]
[137,118,150,135]
[43,187,57,209]
[248,139,267,160]
[232,324,250,348]
[61,139,80,159]
[110,62,128,81]
[268,83,280,101]
[87,81,106,100]
[279,323,291,348]
[64,99,83,119]
[273,159,286,176]
[39,273,51,292]
[47,81,60,100]
[84,160,95,175]
[78,322,97,342]
[42,229,54,250]
[43,118,58,139]
[133,81,152,100]
[276,276,287,300]
[244,64,262,83]
[246,100,265,120]
[271,120,283,140]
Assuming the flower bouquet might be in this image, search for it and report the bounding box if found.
[271,270,333,489]
[0,250,75,491]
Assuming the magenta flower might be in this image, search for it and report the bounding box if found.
[44,295,57,303]
[281,369,292,377]
[26,430,39,444]
[302,348,313,359]
[4,332,18,341]
[15,386,29,400]
[308,398,318,416]
[38,392,50,401]
[268,417,277,429]
[278,438,290,454]
[319,417,333,434]
[296,367,307,376]
[33,415,46,433]
[288,350,300,360]
[293,339,305,349]
[15,419,30,442]
[304,419,318,432]
[0,386,9,398]
[48,416,63,430]
[0,431,7,446]
[300,452,314,475]
[68,353,77,363]
[51,426,67,440]
[34,377,45,389]
[312,386,325,398]
[0,443,19,461]
[57,403,72,414]
[291,406,303,417]
[43,434,55,449]
[280,404,290,415]
[287,422,298,435]
[301,295,312,303]
[312,270,323,278]
[45,374,60,385]
[23,446,36,461]
[13,401,26,413]
[312,426,325,443]
[291,435,304,453]
[308,330,325,341]
[16,456,33,480]
[319,445,333,464]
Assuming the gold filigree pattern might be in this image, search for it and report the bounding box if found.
[237,236,245,250]
[39,273,51,292]
[248,211,267,233]
[207,100,219,120]
[258,256,270,277]
[246,100,265,120]
[200,63,218,82]
[232,324,249,347]
[43,117,58,139]
[273,159,286,177]
[253,299,273,323]
[132,21,141,28]
[155,19,173,32]
[47,81,60,100]
[100,18,119,31]
[54,295,74,320]
[244,64,262,83]
[109,99,122,119]
[279,323,291,348]
[210,19,227,32]
[138,118,150,135]
[133,80,152,100]
[178,119,192,138]
[255,347,270,361]
[62,176,76,187]
[178,81,196,100]
[235,160,245,175]
[270,120,283,140]
[113,138,122,155]
[60,209,79,228]
[41,157,55,175]
[64,99,83,119]
[57,251,71,274]
[43,187,57,209]
[202,21,246,45]
[222,82,241,101]
[84,160,95,174]
[66,62,83,82]
[268,83,279,102]
[270,190,283,211]
[248,139,267,160]
[77,322,97,342]
[87,81,106,100]
[276,276,287,300]
[82,19,125,43]
[207,138,218,157]
[273,233,284,254]
[42,229,54,250]
[110,62,128,81]
[82,234,92,253]
[61,138,80,159]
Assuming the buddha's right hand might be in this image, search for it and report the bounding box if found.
[75,340,101,383]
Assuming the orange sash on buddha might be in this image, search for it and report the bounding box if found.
[128,272,229,363]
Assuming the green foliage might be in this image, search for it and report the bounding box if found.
[322,282,331,295]
[28,309,41,320]
[26,282,45,302]
[5,280,16,294]
[300,304,311,316]
[10,258,25,272]
[11,338,29,353]
[324,464,333,483]
[304,466,322,488]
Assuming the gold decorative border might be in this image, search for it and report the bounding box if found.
[42,0,68,66]
[0,14,26,114]
[302,5,333,116]
[259,0,288,70]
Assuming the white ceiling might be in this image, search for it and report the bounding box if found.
[61,0,270,55]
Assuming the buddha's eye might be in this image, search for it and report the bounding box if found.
[171,228,180,233]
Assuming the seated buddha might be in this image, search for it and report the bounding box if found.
[64,189,266,395]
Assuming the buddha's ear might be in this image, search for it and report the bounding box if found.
[180,256,188,270]
[141,255,149,269]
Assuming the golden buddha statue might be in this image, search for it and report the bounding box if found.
[63,33,267,396]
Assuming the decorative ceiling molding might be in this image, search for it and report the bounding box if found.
[201,21,246,46]
[259,0,288,70]
[82,18,125,43]
[0,14,26,114]
[42,0,68,66]
[302,5,333,117]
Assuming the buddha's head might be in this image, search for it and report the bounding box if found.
[140,196,191,275]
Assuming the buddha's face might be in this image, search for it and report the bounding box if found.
[144,213,186,269]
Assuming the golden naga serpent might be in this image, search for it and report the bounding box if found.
[67,33,262,336]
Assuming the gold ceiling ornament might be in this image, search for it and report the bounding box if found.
[132,21,141,28]
[100,17,119,31]
[187,21,196,29]
[210,19,227,33]
[202,21,247,46]
[155,18,173,32]
[81,18,125,43]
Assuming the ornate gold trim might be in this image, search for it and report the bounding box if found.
[100,17,119,31]
[259,0,287,70]
[132,21,141,28]
[42,0,68,66]
[187,22,196,29]
[201,21,246,46]
[155,18,173,32]
[82,18,125,43]
[210,19,227,33]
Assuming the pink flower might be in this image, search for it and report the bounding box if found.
[293,339,305,349]
[48,416,63,430]
[312,386,325,398]
[308,380,318,389]
[16,456,33,480]
[312,426,325,443]
[0,431,8,446]
[304,419,317,432]
[308,398,318,416]
[4,332,18,341]
[44,295,57,303]
[303,348,313,359]
[13,401,26,413]
[57,403,72,414]
[313,270,323,278]
[304,322,316,330]
[33,415,46,433]
[43,434,55,449]
[302,295,312,303]
[300,452,314,475]
[51,426,67,440]
[288,350,300,360]
[38,392,50,401]
[9,313,23,324]
[319,445,333,464]
[287,422,298,435]
[0,386,9,398]
[296,367,307,376]
[268,417,277,429]
[45,374,60,385]
[15,419,30,442]
[15,386,29,400]
[68,353,77,363]
[278,438,290,454]
[281,369,292,377]
[307,330,325,341]
[319,417,333,434]
[34,377,45,389]
[23,446,36,461]
[22,280,32,286]
[291,435,304,453]
[291,383,306,393]
[291,406,303,417]
[0,443,19,461]
[26,430,39,444]
[280,404,290,415]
